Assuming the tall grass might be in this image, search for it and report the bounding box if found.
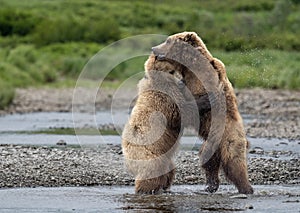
[0,0,299,109]
[0,79,14,110]
[214,49,300,89]
[0,0,299,50]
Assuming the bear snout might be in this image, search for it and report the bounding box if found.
[178,79,186,89]
[152,46,166,60]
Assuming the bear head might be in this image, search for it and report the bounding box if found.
[150,32,225,95]
[144,53,185,89]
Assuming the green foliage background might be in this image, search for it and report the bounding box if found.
[0,0,299,109]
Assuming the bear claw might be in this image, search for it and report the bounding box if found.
[238,186,254,194]
[204,184,219,193]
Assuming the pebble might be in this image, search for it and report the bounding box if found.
[230,194,248,199]
[245,204,254,209]
[185,175,198,181]
[56,140,67,146]
[249,147,264,154]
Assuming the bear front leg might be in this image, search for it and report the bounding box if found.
[221,138,254,194]
[135,177,163,195]
[162,166,176,192]
[222,157,254,194]
[134,159,176,195]
[135,168,175,194]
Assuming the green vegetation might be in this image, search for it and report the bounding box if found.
[0,0,299,109]
[0,79,14,109]
[214,50,300,89]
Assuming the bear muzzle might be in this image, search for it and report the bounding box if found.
[152,46,166,61]
[178,79,186,89]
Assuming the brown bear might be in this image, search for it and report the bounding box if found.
[151,32,254,194]
[122,57,211,194]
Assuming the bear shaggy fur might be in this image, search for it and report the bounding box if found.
[151,32,253,194]
[122,55,212,194]
[122,60,199,194]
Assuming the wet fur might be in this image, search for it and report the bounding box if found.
[122,69,200,194]
[152,32,253,194]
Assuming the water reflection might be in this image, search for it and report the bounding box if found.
[0,185,299,212]
[119,191,247,212]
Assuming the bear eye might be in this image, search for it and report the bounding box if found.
[169,70,175,75]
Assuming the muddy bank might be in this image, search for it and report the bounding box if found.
[1,88,299,139]
[0,144,299,188]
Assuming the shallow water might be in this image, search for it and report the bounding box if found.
[0,185,299,212]
[0,110,255,132]
[0,111,299,157]
[0,111,129,132]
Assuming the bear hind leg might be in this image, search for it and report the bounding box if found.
[162,168,175,192]
[201,151,221,193]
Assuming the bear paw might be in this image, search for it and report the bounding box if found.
[204,183,219,193]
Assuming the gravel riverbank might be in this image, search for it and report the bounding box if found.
[0,144,299,188]
[0,88,299,189]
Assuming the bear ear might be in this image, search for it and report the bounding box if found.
[184,33,198,47]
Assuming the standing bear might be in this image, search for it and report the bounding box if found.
[151,32,254,194]
[122,57,210,194]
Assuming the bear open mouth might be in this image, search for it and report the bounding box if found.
[155,54,166,61]
[151,46,166,61]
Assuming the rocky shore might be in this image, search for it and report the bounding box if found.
[237,89,300,140]
[0,143,299,189]
[0,88,299,189]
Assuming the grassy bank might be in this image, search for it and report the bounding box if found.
[214,50,300,89]
[0,0,299,109]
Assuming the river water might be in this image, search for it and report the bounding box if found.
[0,185,299,212]
[0,111,299,153]
[0,111,299,212]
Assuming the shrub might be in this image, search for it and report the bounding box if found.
[34,17,85,46]
[287,13,300,33]
[234,1,274,11]
[84,18,121,43]
[185,10,215,33]
[0,9,37,36]
[0,62,33,87]
[35,61,58,83]
[3,45,59,84]
[59,56,86,77]
[269,0,292,30]
[6,45,36,69]
[278,53,300,89]
[106,56,146,81]
[0,79,14,110]
[34,16,121,46]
